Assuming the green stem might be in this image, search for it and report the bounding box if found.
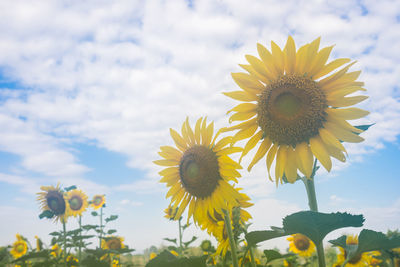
[99,207,103,248]
[222,209,239,267]
[178,217,183,255]
[249,246,257,267]
[78,215,82,262]
[62,220,67,267]
[302,159,326,267]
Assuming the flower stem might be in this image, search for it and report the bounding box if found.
[62,220,67,267]
[302,160,326,267]
[249,246,257,267]
[222,209,239,267]
[78,215,82,262]
[178,217,183,254]
[99,207,103,248]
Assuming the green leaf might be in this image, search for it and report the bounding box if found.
[263,250,294,264]
[183,236,198,248]
[245,230,286,245]
[354,124,374,133]
[356,229,400,253]
[64,185,77,192]
[80,255,109,267]
[39,210,54,219]
[145,250,207,267]
[163,238,177,245]
[48,231,61,236]
[105,215,118,223]
[82,224,98,230]
[91,211,98,216]
[283,211,364,245]
[328,235,347,248]
[12,250,50,263]
[107,229,117,235]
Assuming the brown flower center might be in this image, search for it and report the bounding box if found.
[46,190,66,215]
[107,239,122,250]
[16,243,26,253]
[93,196,103,205]
[69,196,83,211]
[294,234,310,251]
[257,75,327,146]
[179,145,221,198]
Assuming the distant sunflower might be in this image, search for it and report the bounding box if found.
[50,243,62,258]
[225,36,369,183]
[91,194,106,210]
[287,233,315,257]
[37,184,69,223]
[102,236,125,250]
[367,251,382,266]
[66,255,79,267]
[149,252,157,260]
[164,205,179,220]
[337,235,369,266]
[10,234,28,259]
[35,235,43,252]
[155,117,245,224]
[66,189,88,217]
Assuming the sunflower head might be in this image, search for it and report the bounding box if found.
[66,189,88,217]
[287,233,315,257]
[337,235,369,266]
[155,117,244,225]
[164,205,179,220]
[37,184,70,223]
[149,252,157,260]
[50,243,62,258]
[225,36,369,184]
[91,194,106,210]
[67,255,79,267]
[102,236,125,250]
[10,234,28,259]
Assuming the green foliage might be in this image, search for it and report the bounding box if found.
[354,124,374,132]
[263,249,293,264]
[105,215,118,223]
[63,185,77,192]
[145,250,207,267]
[163,238,177,245]
[39,210,54,219]
[245,230,286,245]
[91,211,98,216]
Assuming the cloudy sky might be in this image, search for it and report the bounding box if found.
[0,0,399,253]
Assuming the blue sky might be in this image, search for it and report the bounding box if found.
[0,0,399,252]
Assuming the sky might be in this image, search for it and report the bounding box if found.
[0,0,399,253]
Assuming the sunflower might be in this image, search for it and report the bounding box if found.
[66,255,79,267]
[50,243,62,258]
[367,251,382,266]
[91,194,106,210]
[239,254,261,266]
[37,184,69,223]
[337,234,369,266]
[149,252,157,260]
[287,233,315,257]
[164,205,179,220]
[155,117,245,225]
[35,236,43,252]
[10,234,28,259]
[224,36,369,183]
[102,236,125,250]
[66,189,88,217]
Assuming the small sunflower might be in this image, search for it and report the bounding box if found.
[91,194,106,210]
[225,36,369,183]
[10,234,28,259]
[149,252,157,260]
[66,255,79,267]
[35,236,43,252]
[37,184,69,223]
[164,205,179,220]
[239,254,261,266]
[287,233,315,257]
[102,236,125,250]
[367,251,382,266]
[337,234,369,266]
[50,243,62,258]
[155,117,245,225]
[66,189,88,217]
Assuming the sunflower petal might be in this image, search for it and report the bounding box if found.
[313,58,351,80]
[257,43,279,78]
[324,122,364,143]
[271,40,285,75]
[170,128,188,151]
[228,111,257,123]
[239,130,263,162]
[227,103,257,114]
[245,55,273,82]
[285,147,298,183]
[309,45,333,77]
[319,128,347,153]
[214,136,233,151]
[266,144,278,181]
[195,117,202,144]
[247,138,272,171]
[232,124,258,145]
[304,37,321,74]
[185,117,196,145]
[231,72,265,94]
[275,145,288,184]
[222,91,258,102]
[326,145,346,162]
[326,107,369,120]
[328,95,369,108]
[295,142,314,178]
[284,36,296,75]
[309,136,332,172]
[239,64,271,83]
[153,159,179,166]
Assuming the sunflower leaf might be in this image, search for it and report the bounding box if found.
[356,229,400,254]
[282,211,364,245]
[107,229,117,235]
[64,185,77,192]
[354,124,374,133]
[12,250,50,263]
[91,211,98,216]
[264,250,294,264]
[328,235,347,248]
[183,236,197,248]
[146,250,207,267]
[245,230,286,245]
[163,238,177,245]
[39,210,54,219]
[105,215,118,223]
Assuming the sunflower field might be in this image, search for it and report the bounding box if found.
[1,37,400,267]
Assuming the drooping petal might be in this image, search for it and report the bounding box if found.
[309,136,332,172]
[247,138,272,171]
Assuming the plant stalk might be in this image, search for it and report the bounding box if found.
[178,217,183,254]
[302,160,326,267]
[62,220,67,267]
[99,207,103,248]
[223,209,239,267]
[78,215,82,262]
[249,246,257,267]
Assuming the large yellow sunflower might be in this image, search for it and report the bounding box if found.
[66,189,88,217]
[91,194,106,210]
[336,234,369,266]
[155,117,245,225]
[287,233,315,257]
[10,234,28,259]
[37,184,70,223]
[224,36,369,183]
[101,236,125,250]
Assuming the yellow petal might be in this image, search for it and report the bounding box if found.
[275,145,288,184]
[295,142,314,178]
[227,103,257,114]
[326,110,363,133]
[166,183,181,199]
[222,91,258,102]
[194,117,202,144]
[185,117,196,145]
[257,43,279,78]
[247,138,272,171]
[326,107,369,120]
[313,58,351,80]
[170,128,188,151]
[232,124,258,144]
[216,147,242,156]
[228,111,257,123]
[309,136,332,172]
[222,118,257,132]
[153,159,179,166]
[285,147,298,183]
[175,194,191,219]
[159,166,179,177]
[326,145,346,162]
[159,174,178,185]
[201,117,208,145]
[295,43,309,75]
[319,128,347,153]
[284,36,296,75]
[187,198,196,223]
[318,61,356,87]
[159,146,182,160]
[231,72,265,95]
[219,155,242,170]
[181,120,190,144]
[214,136,233,151]
[239,130,263,162]
[271,40,284,75]
[326,85,366,99]
[239,64,271,83]
[324,122,364,143]
[303,37,321,74]
[245,55,274,82]
[309,45,333,77]
[322,71,362,91]
[328,95,369,108]
[205,121,214,146]
[266,144,278,181]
